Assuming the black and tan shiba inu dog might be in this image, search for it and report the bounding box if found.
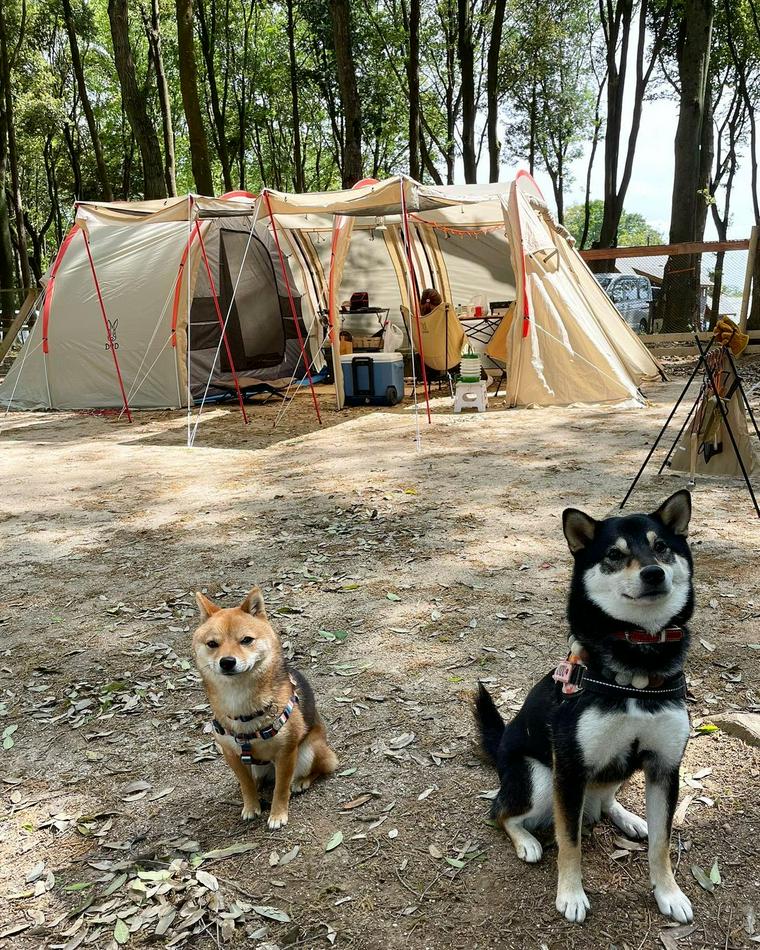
[193,587,337,830]
[475,491,694,924]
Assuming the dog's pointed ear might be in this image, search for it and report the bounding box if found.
[196,591,220,621]
[240,586,266,618]
[563,508,597,553]
[651,490,691,536]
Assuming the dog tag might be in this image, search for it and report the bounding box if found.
[552,660,582,695]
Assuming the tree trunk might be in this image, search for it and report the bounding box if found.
[121,119,135,199]
[695,87,713,241]
[143,0,176,196]
[108,0,166,199]
[0,0,31,289]
[196,0,233,192]
[329,0,362,187]
[661,0,713,332]
[528,80,537,175]
[594,0,673,273]
[708,114,737,327]
[175,0,214,195]
[580,77,607,249]
[443,0,457,184]
[406,0,421,180]
[61,0,113,201]
[486,0,506,182]
[0,105,16,326]
[748,252,760,332]
[420,129,444,185]
[556,149,564,223]
[598,0,633,253]
[723,0,760,329]
[287,0,305,192]
[457,0,476,182]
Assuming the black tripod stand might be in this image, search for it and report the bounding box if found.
[621,334,760,518]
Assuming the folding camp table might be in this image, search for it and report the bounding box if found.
[460,314,507,393]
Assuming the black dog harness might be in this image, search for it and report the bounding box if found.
[212,692,299,766]
[553,658,687,700]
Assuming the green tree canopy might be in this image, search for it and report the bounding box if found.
[564,201,664,249]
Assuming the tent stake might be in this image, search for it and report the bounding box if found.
[81,228,133,423]
[263,191,322,425]
[194,221,249,426]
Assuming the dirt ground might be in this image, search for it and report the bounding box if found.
[1,367,759,950]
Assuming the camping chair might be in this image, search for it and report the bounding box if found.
[483,303,516,394]
[402,302,466,395]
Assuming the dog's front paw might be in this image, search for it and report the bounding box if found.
[241,802,262,821]
[653,885,693,923]
[267,811,289,830]
[515,835,543,864]
[556,885,590,923]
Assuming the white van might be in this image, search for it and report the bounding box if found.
[595,274,659,334]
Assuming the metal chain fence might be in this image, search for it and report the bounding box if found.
[580,239,756,337]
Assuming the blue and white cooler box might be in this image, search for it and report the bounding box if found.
[340,352,405,406]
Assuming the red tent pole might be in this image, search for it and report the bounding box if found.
[194,221,249,425]
[81,228,133,423]
[399,183,432,424]
[263,191,322,425]
[42,224,80,355]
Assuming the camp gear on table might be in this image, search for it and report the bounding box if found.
[349,291,370,311]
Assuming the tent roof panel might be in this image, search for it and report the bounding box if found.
[260,177,505,217]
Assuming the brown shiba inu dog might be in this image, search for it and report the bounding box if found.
[193,586,337,829]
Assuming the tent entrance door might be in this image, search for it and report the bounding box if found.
[217,229,287,372]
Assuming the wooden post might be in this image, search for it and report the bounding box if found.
[739,225,759,331]
[0,289,38,363]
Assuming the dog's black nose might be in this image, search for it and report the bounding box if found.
[219,656,237,673]
[640,565,665,587]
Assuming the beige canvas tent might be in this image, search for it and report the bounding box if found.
[0,174,662,416]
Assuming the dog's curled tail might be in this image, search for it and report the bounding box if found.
[474,682,505,765]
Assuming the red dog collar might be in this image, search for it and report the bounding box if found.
[610,627,684,644]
